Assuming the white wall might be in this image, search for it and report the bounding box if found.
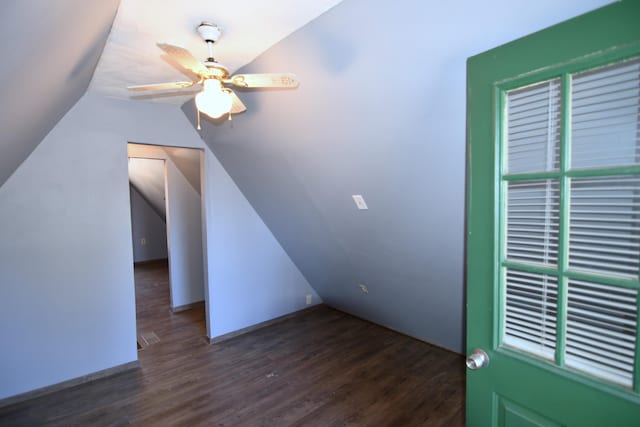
[165,156,205,308]
[129,184,168,263]
[0,94,319,400]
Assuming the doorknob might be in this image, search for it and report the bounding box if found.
[466,349,490,370]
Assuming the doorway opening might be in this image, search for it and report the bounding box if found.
[127,143,209,351]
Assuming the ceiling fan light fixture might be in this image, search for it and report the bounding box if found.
[195,79,232,119]
[128,23,299,125]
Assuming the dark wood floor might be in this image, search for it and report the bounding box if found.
[0,260,466,426]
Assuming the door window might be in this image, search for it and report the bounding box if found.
[501,57,640,389]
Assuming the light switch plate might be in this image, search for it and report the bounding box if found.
[352,195,368,210]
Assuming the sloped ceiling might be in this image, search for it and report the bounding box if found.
[0,0,120,188]
[128,158,166,219]
[189,0,613,352]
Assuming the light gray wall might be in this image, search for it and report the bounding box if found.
[0,94,319,400]
[130,184,168,263]
[165,155,205,308]
[191,0,611,353]
[0,0,119,188]
[0,96,137,399]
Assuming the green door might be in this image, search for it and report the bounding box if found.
[466,2,640,425]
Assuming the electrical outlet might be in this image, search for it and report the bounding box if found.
[306,294,313,305]
[352,195,368,210]
[359,284,369,294]
[140,238,147,246]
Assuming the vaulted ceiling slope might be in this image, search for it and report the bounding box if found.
[189,0,612,353]
[0,0,120,188]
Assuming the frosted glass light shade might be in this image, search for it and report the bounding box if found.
[195,79,232,119]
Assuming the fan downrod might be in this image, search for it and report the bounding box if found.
[197,21,228,75]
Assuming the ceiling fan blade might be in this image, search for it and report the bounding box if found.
[227,73,299,89]
[156,43,209,77]
[229,90,247,114]
[127,81,196,91]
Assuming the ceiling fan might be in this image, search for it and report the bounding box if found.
[127,22,299,128]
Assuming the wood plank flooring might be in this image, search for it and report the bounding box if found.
[0,260,466,426]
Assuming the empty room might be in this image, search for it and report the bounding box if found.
[1,1,639,425]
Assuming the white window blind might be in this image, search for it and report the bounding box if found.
[506,180,559,266]
[506,79,561,174]
[565,279,638,387]
[571,58,640,169]
[569,176,640,279]
[503,269,557,360]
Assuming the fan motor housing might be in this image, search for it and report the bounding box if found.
[197,22,222,43]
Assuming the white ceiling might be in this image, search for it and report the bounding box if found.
[88,0,343,104]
